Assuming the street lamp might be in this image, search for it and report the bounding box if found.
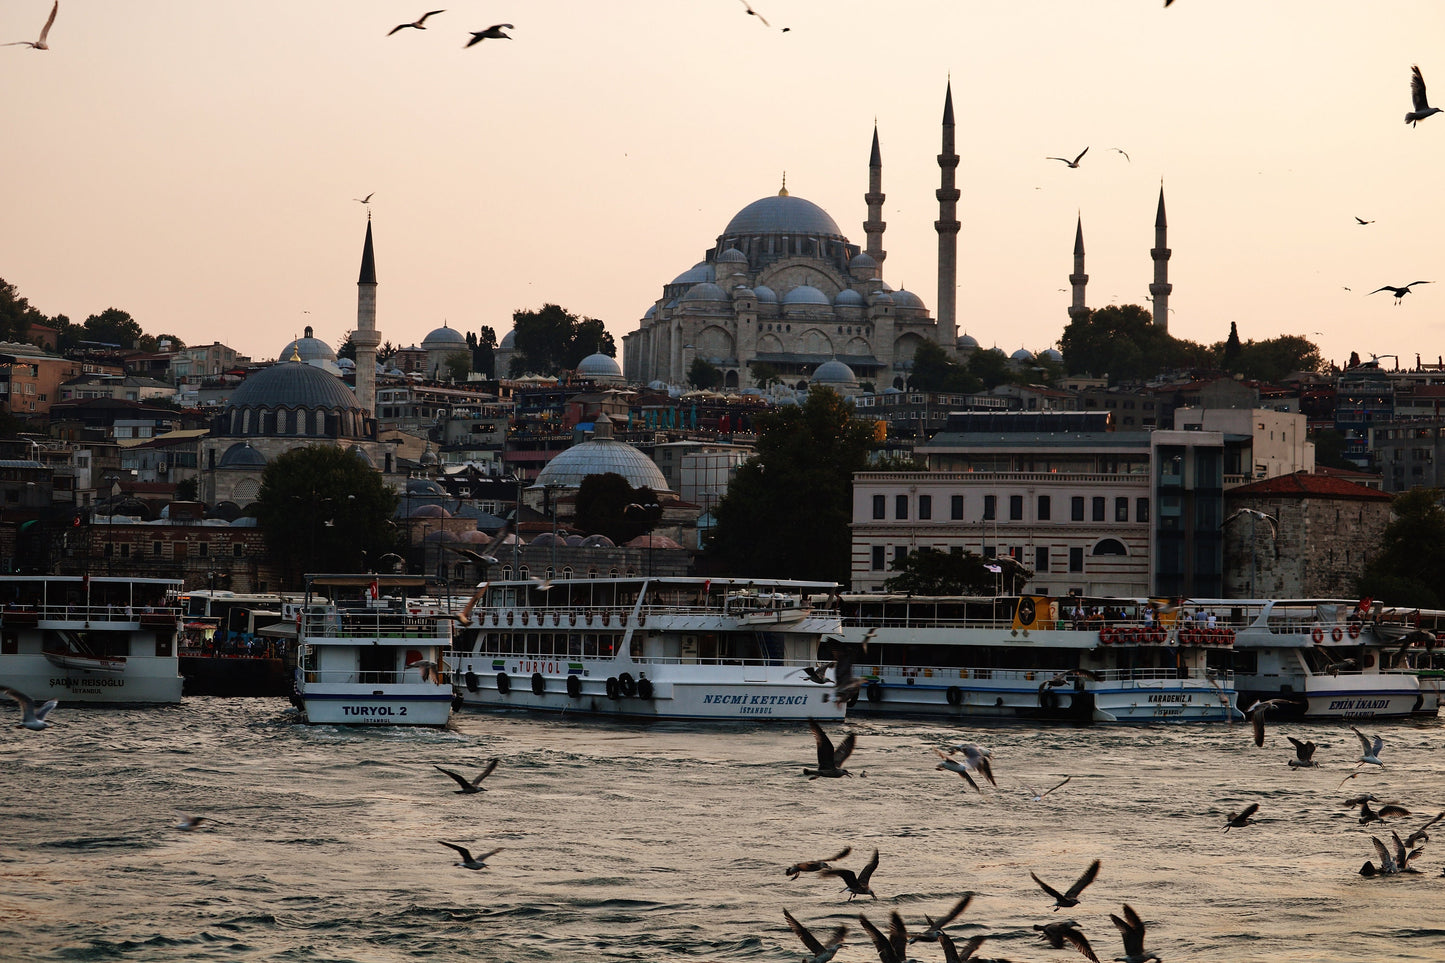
[624,501,662,578]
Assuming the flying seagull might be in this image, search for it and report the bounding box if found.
[1034,920,1100,963]
[1351,725,1385,767]
[908,893,973,944]
[354,193,374,205]
[1031,858,1101,911]
[438,840,501,870]
[1358,798,1410,826]
[1025,775,1073,801]
[934,749,980,792]
[1406,812,1444,848]
[1354,216,1374,225]
[3,0,57,49]
[388,10,444,35]
[1406,65,1443,126]
[1286,736,1318,768]
[737,0,771,27]
[1046,147,1089,168]
[434,759,498,794]
[0,685,58,730]
[174,815,210,832]
[783,909,848,963]
[1109,904,1160,963]
[407,658,443,683]
[945,743,996,786]
[805,719,856,779]
[1369,281,1431,303]
[465,24,513,46]
[1109,147,1131,162]
[785,845,851,878]
[820,848,879,900]
[1223,802,1260,832]
[1244,697,1298,747]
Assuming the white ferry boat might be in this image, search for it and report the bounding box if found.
[837,594,1241,724]
[293,575,455,726]
[1216,598,1427,718]
[447,576,847,721]
[0,575,184,704]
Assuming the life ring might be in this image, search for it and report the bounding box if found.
[495,671,511,694]
[464,670,479,693]
[636,676,654,699]
[530,671,545,696]
[621,612,629,626]
[586,611,594,626]
[570,612,577,627]
[1149,629,1166,644]
[566,674,582,699]
[522,611,530,626]
[1099,626,1116,645]
[866,681,882,702]
[638,613,646,627]
[605,676,620,700]
[603,611,611,626]
[1220,629,1235,645]
[1348,622,1361,639]
[618,672,637,698]
[1331,626,1344,642]
[946,685,963,706]
[1311,626,1324,643]
[1039,687,1060,710]
[506,611,514,626]
[552,612,560,627]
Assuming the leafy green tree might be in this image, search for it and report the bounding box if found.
[336,332,357,362]
[1060,304,1160,381]
[1230,335,1324,382]
[705,387,876,585]
[508,304,615,376]
[1223,322,1243,372]
[443,350,471,382]
[966,347,1015,389]
[1356,488,1445,608]
[1309,428,1351,470]
[174,477,199,501]
[882,548,997,595]
[80,308,145,350]
[0,278,48,344]
[749,361,782,388]
[468,326,497,379]
[688,357,723,389]
[909,341,980,392]
[573,473,661,545]
[253,445,399,588]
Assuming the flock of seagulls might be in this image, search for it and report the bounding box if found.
[386,9,512,47]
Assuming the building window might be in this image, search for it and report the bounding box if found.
[950,494,963,520]
[983,495,996,520]
[1116,497,1129,522]
[872,494,885,519]
[918,495,931,520]
[119,544,130,559]
[1069,547,1084,572]
[151,541,162,557]
[1009,495,1023,520]
[233,542,244,557]
[1092,497,1106,522]
[895,494,908,520]
[1035,546,1049,572]
[198,542,208,557]
[893,546,907,564]
[1136,497,1149,523]
[1038,495,1051,520]
[871,546,885,570]
[1071,496,1084,521]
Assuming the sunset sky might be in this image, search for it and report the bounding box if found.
[3,1,1444,372]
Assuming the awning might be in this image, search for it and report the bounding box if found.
[256,622,298,639]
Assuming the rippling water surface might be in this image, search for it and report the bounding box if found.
[2,699,1444,961]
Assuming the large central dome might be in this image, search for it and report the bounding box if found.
[723,193,843,238]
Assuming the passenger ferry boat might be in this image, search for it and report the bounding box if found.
[837,594,1241,724]
[447,577,847,721]
[0,575,184,704]
[293,574,454,726]
[1218,598,1428,718]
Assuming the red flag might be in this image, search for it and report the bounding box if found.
[369,579,379,600]
[1356,596,1373,616]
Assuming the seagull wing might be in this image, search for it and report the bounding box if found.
[820,866,859,888]
[857,848,880,886]
[1072,147,1089,165]
[1286,736,1313,760]
[473,757,499,785]
[937,931,964,963]
[1351,725,1372,753]
[832,731,857,767]
[784,909,824,955]
[1060,926,1101,963]
[1367,286,1401,296]
[1413,65,1432,112]
[1041,775,1072,797]
[1379,804,1412,818]
[418,10,445,25]
[825,845,853,863]
[858,913,900,963]
[387,23,412,35]
[1065,858,1102,900]
[37,0,57,44]
[1251,710,1265,747]
[1371,835,1397,873]
[1045,156,1072,164]
[886,911,909,961]
[1030,871,1067,904]
[1405,281,1432,290]
[438,840,473,861]
[934,893,973,928]
[1371,733,1385,757]
[1408,812,1444,846]
[433,766,476,791]
[1237,802,1260,821]
[809,719,835,769]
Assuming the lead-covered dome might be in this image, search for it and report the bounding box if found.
[221,361,369,440]
[782,285,830,306]
[812,359,858,387]
[723,194,843,237]
[577,352,623,380]
[279,326,336,363]
[422,323,466,349]
[229,361,359,411]
[532,415,670,493]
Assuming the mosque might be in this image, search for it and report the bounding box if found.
[621,82,1174,392]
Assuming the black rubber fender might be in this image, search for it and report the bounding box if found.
[495,672,511,695]
[636,676,654,700]
[530,671,545,696]
[946,685,962,706]
[566,674,582,699]
[618,672,637,698]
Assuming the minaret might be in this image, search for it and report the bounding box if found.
[935,81,961,347]
[354,215,380,418]
[1149,185,1172,332]
[863,122,886,265]
[1068,214,1089,325]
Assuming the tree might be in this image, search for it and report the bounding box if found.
[80,308,145,350]
[1223,322,1243,372]
[688,357,723,389]
[253,445,399,588]
[749,361,782,388]
[882,548,1000,595]
[0,277,48,344]
[336,332,357,362]
[966,348,1015,389]
[1309,428,1351,470]
[174,477,199,501]
[468,326,497,379]
[1230,335,1324,382]
[1059,304,1160,382]
[1356,488,1445,608]
[508,304,615,376]
[909,341,980,393]
[705,387,876,585]
[574,473,661,545]
[443,350,471,382]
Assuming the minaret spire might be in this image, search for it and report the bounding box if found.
[864,121,886,265]
[935,80,960,347]
[353,218,381,419]
[1149,183,1172,331]
[1068,213,1089,325]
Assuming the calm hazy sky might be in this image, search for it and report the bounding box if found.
[4,1,1444,371]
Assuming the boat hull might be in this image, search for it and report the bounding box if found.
[299,687,454,726]
[1236,673,1423,719]
[0,652,183,704]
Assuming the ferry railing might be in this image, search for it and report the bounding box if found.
[300,612,452,641]
[862,663,1234,685]
[298,668,447,685]
[2,604,183,623]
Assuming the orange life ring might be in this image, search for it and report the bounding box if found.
[1348,622,1361,639]
[1099,626,1115,645]
[621,612,629,626]
[522,611,530,626]
[1331,626,1344,642]
[603,611,611,626]
[1221,628,1235,645]
[506,610,514,625]
[1311,626,1324,643]
[570,612,577,627]
[1150,628,1166,644]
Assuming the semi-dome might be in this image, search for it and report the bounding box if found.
[406,478,445,495]
[279,326,336,363]
[577,352,622,378]
[218,442,267,468]
[682,282,730,302]
[532,415,670,493]
[813,359,858,386]
[834,289,864,307]
[753,285,778,303]
[782,285,830,306]
[723,193,843,238]
[671,262,715,286]
[229,361,360,412]
[716,247,748,264]
[422,323,466,348]
[348,444,374,468]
